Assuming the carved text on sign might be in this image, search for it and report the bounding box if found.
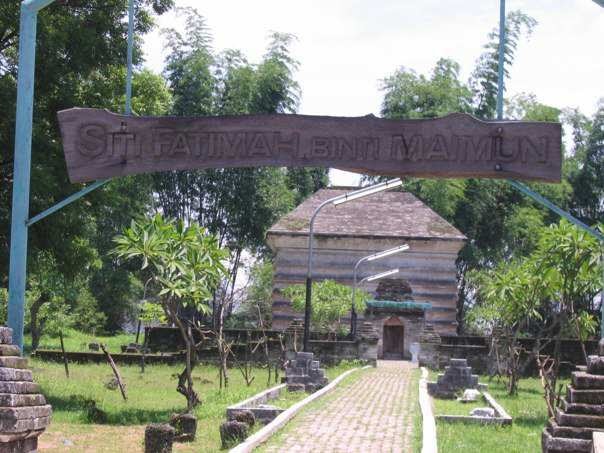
[58,108,562,183]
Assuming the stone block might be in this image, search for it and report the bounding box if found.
[587,356,604,375]
[0,382,40,394]
[555,409,604,429]
[573,372,604,390]
[568,388,604,405]
[286,383,306,392]
[542,428,592,453]
[0,405,52,420]
[0,328,13,346]
[295,352,314,361]
[547,419,603,440]
[449,358,468,367]
[0,415,51,433]
[0,357,28,370]
[169,413,196,442]
[0,346,20,357]
[0,369,33,382]
[144,423,175,453]
[561,398,604,416]
[0,393,46,407]
[0,436,37,453]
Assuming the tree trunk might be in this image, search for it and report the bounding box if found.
[30,294,48,351]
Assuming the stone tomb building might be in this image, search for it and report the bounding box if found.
[266,188,466,360]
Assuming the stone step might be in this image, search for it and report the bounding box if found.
[0,357,28,370]
[0,415,51,433]
[542,428,592,453]
[0,345,20,357]
[285,367,306,376]
[572,372,604,390]
[548,419,604,440]
[556,408,604,428]
[0,382,40,395]
[294,352,314,361]
[0,393,46,407]
[567,387,604,405]
[561,398,604,416]
[0,405,52,421]
[286,375,311,384]
[448,359,468,367]
[0,369,33,382]
[443,367,473,376]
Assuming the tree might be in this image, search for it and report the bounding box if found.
[0,1,175,332]
[469,11,537,119]
[282,280,369,337]
[468,220,602,411]
[113,214,228,411]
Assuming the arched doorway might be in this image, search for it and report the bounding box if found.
[383,316,405,360]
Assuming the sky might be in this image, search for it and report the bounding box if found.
[142,0,604,186]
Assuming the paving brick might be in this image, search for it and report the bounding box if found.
[265,360,416,452]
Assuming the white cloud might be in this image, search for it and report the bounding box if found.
[143,0,604,186]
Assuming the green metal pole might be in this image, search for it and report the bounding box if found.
[7,0,57,352]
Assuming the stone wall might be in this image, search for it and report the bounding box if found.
[363,311,424,359]
[142,325,378,366]
[420,334,600,375]
[267,234,464,335]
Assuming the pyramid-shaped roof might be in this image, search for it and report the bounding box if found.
[268,188,465,241]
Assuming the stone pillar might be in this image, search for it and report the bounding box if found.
[357,322,379,365]
[0,326,51,453]
[542,339,604,453]
[419,324,441,369]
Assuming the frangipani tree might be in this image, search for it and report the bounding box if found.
[113,214,228,411]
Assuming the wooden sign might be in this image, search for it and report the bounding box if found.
[58,108,562,183]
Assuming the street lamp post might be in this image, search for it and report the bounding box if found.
[350,244,409,338]
[303,178,403,352]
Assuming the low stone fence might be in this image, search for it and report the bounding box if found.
[420,334,600,375]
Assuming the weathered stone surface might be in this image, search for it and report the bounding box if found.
[0,358,27,370]
[572,372,604,390]
[0,382,40,395]
[0,394,46,407]
[220,420,248,449]
[593,431,604,453]
[561,398,604,416]
[0,346,20,358]
[0,405,52,421]
[0,415,51,433]
[231,410,255,428]
[0,328,13,346]
[470,407,495,418]
[144,423,175,453]
[284,351,328,392]
[587,356,604,375]
[568,388,604,405]
[542,428,592,453]
[427,358,480,398]
[169,413,196,442]
[0,436,37,453]
[0,369,33,382]
[556,410,604,429]
[547,419,602,440]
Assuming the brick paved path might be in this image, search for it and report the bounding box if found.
[263,360,417,453]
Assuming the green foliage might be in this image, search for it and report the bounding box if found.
[112,214,228,316]
[138,300,167,324]
[468,220,603,338]
[234,261,275,327]
[381,58,473,119]
[469,11,537,118]
[154,8,324,262]
[283,280,369,333]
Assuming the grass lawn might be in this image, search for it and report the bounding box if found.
[433,374,558,453]
[26,328,136,355]
[33,358,359,452]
